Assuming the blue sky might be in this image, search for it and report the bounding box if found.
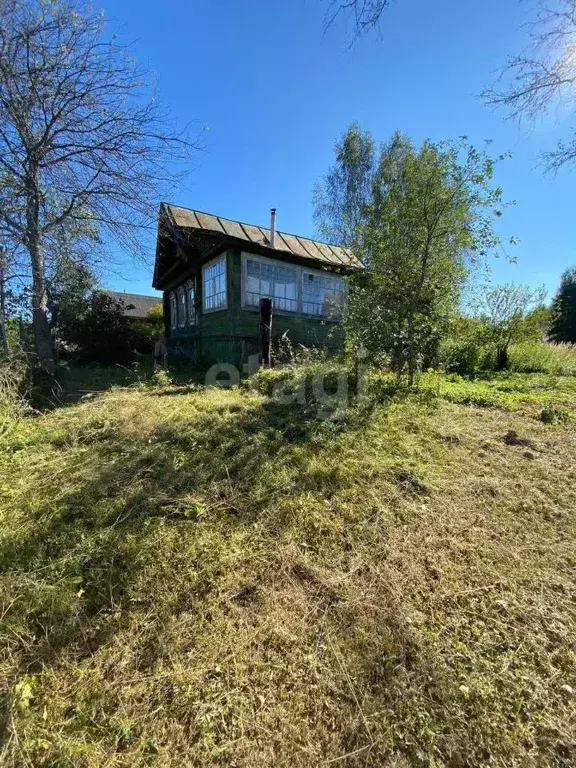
[106,0,575,301]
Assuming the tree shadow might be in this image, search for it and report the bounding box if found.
[0,390,363,668]
[1,378,428,762]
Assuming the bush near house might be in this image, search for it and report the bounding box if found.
[59,293,163,364]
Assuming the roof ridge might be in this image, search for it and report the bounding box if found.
[104,290,161,299]
[161,201,352,252]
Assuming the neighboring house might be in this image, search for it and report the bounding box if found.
[152,203,364,366]
[102,291,162,321]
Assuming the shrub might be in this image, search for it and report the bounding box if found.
[63,293,133,364]
[149,367,173,388]
[127,319,163,355]
[539,404,570,425]
[439,337,490,376]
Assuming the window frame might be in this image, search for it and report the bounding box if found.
[243,254,299,314]
[176,285,187,328]
[240,252,346,322]
[168,291,177,330]
[202,255,228,313]
[301,269,347,321]
[186,279,196,326]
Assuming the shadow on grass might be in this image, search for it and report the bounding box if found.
[0,375,429,761]
[0,389,375,656]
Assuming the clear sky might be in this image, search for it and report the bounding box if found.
[105,0,574,301]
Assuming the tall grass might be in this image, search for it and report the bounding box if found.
[509,341,576,376]
[0,355,32,420]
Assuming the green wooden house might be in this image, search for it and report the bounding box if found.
[152,203,364,366]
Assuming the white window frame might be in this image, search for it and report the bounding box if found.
[202,255,228,313]
[169,291,177,330]
[301,270,347,321]
[243,253,299,314]
[176,286,187,328]
[186,279,196,326]
[240,252,346,321]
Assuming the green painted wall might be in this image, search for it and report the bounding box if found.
[165,249,345,367]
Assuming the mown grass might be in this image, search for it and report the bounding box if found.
[1,363,576,767]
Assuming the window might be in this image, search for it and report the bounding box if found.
[177,287,187,327]
[169,291,177,330]
[203,257,227,311]
[245,258,298,312]
[302,272,346,319]
[241,253,347,320]
[186,280,196,326]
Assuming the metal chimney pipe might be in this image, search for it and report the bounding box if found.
[270,208,276,248]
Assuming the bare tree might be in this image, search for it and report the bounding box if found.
[0,0,196,371]
[484,0,576,171]
[475,283,547,370]
[0,247,8,355]
[324,0,391,40]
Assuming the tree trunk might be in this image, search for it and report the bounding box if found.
[28,237,54,372]
[0,250,8,356]
[25,171,55,373]
[496,344,509,370]
[407,310,416,386]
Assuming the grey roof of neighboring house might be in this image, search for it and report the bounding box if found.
[103,291,162,319]
[163,203,364,271]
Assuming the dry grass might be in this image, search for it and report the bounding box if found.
[1,367,576,766]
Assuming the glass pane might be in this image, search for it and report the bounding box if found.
[302,273,345,318]
[203,258,226,310]
[246,258,297,312]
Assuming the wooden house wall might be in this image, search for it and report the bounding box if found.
[164,249,345,367]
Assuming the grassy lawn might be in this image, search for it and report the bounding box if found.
[1,365,576,766]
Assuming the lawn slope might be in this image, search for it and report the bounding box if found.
[1,369,576,767]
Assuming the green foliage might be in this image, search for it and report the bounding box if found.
[149,367,173,388]
[65,292,133,364]
[57,290,162,364]
[550,267,576,343]
[312,122,376,248]
[50,258,97,348]
[539,404,570,425]
[334,131,508,382]
[438,315,492,375]
[146,302,164,321]
[126,317,162,355]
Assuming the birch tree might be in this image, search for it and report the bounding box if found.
[315,128,509,383]
[0,0,195,371]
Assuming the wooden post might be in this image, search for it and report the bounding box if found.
[259,297,273,367]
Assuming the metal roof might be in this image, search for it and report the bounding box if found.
[163,203,363,270]
[103,291,162,319]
